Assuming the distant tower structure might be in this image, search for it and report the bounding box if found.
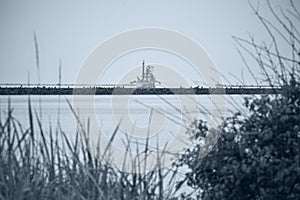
[130,60,161,88]
[58,58,62,88]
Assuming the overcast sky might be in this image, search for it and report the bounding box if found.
[0,0,297,86]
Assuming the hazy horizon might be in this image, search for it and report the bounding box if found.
[1,0,298,86]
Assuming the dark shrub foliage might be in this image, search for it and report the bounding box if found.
[180,77,300,199]
[177,1,300,199]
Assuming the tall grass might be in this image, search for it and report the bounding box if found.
[0,97,183,200]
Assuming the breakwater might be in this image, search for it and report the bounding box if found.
[0,86,282,95]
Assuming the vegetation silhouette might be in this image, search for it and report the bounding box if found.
[176,1,300,199]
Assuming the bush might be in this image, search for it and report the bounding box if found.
[179,77,300,199]
[177,1,300,199]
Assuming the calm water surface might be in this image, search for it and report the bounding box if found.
[0,95,241,152]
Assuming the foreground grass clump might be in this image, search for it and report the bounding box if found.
[0,100,182,200]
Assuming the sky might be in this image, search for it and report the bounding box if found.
[0,0,298,86]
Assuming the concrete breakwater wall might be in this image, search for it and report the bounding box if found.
[0,87,282,95]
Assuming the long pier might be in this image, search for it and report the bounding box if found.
[0,85,282,95]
